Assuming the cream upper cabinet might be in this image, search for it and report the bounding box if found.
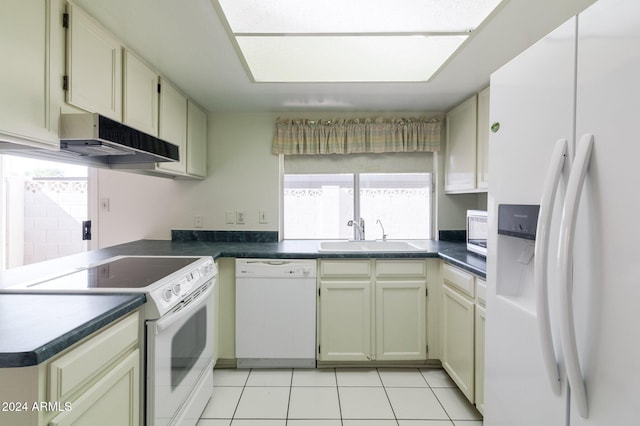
[441,263,475,403]
[66,2,122,121]
[318,259,427,362]
[157,78,188,175]
[476,87,490,190]
[186,99,208,178]
[444,87,490,193]
[0,0,59,148]
[123,49,158,136]
[445,95,478,193]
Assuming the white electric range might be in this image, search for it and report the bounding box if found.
[6,255,217,426]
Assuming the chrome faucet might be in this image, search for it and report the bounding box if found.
[376,219,387,241]
[347,218,365,240]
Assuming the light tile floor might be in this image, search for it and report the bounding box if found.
[198,367,483,426]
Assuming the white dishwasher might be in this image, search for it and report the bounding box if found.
[235,259,317,368]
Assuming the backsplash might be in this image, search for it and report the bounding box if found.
[171,230,279,243]
[438,230,466,242]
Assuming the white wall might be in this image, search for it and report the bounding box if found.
[96,111,482,248]
[96,112,280,247]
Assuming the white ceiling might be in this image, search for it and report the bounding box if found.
[73,0,595,113]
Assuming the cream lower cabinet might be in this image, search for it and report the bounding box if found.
[375,260,427,361]
[441,263,475,403]
[319,279,373,361]
[474,278,486,415]
[318,259,427,362]
[440,263,487,413]
[49,350,139,426]
[0,311,141,426]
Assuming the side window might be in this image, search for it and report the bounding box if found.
[0,155,89,270]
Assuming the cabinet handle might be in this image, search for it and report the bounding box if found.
[534,138,567,395]
[558,134,594,419]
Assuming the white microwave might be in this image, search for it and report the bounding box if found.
[467,210,488,257]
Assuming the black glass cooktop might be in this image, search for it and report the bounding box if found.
[28,257,200,290]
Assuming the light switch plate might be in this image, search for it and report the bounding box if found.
[226,211,236,224]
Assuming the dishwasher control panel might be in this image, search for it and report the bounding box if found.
[236,259,317,278]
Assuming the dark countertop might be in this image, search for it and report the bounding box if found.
[0,239,486,288]
[0,238,485,367]
[0,293,145,367]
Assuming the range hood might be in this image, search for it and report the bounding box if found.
[58,113,179,167]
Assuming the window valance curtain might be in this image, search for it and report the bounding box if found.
[272,116,442,155]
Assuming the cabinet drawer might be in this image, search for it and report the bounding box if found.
[49,311,139,402]
[320,260,371,278]
[442,263,475,298]
[375,260,426,278]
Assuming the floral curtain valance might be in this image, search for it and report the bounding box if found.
[272,116,442,155]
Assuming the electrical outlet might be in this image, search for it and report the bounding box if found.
[259,210,268,224]
[226,211,236,224]
[194,215,203,228]
[236,210,246,224]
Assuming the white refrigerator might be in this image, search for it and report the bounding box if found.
[485,0,640,424]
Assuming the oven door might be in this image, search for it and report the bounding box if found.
[147,280,215,426]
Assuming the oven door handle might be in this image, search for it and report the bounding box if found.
[155,280,215,334]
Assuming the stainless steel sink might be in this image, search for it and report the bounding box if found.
[317,240,424,252]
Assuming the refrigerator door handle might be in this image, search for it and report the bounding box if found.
[558,133,594,419]
[534,138,567,395]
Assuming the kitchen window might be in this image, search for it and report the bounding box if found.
[283,172,432,240]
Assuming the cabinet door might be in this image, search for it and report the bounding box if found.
[48,349,140,426]
[66,3,122,121]
[0,0,58,147]
[476,87,490,190]
[186,100,208,177]
[319,280,372,361]
[157,78,187,175]
[442,284,475,402]
[445,95,478,193]
[475,303,486,415]
[375,280,426,361]
[123,50,158,136]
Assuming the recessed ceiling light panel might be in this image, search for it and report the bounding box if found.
[214,0,502,82]
[218,0,503,33]
[237,35,468,82]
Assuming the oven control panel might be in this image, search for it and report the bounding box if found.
[149,257,217,316]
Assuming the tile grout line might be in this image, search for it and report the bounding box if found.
[284,368,294,425]
[229,368,251,424]
[333,368,344,426]
[376,368,401,426]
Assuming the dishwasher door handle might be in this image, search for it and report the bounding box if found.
[244,260,290,265]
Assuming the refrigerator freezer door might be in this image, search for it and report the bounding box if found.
[570,0,640,424]
[484,17,577,426]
